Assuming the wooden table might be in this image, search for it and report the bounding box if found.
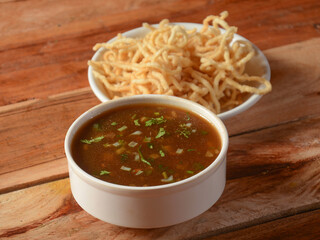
[1,0,320,239]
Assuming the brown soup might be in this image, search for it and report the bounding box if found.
[72,104,221,187]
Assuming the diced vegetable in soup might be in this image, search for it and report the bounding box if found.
[72,104,221,187]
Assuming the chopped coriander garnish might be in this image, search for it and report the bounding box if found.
[187,149,196,152]
[176,124,191,138]
[131,114,137,119]
[154,112,160,116]
[118,139,125,145]
[100,170,110,176]
[145,116,167,126]
[186,170,194,174]
[144,137,151,142]
[103,143,111,148]
[117,125,127,132]
[134,119,140,126]
[111,122,117,126]
[185,112,191,120]
[159,150,165,157]
[141,158,151,166]
[138,146,151,166]
[81,136,104,144]
[148,143,153,149]
[155,127,166,138]
[178,130,190,138]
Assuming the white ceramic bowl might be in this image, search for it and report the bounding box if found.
[88,23,271,120]
[65,95,228,228]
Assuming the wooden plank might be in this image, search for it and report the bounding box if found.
[0,114,319,239]
[205,209,320,240]
[0,157,68,194]
[0,88,99,194]
[1,0,319,106]
[0,38,320,194]
[1,0,318,51]
[0,0,207,106]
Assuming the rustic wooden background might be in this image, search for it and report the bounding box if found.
[0,0,320,239]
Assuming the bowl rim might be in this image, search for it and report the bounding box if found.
[65,94,229,193]
[88,22,271,120]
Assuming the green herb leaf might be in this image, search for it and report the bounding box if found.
[111,122,117,126]
[176,124,191,138]
[117,125,127,132]
[131,114,137,119]
[103,143,111,148]
[100,170,110,176]
[145,116,167,126]
[81,136,104,144]
[134,119,140,126]
[148,143,153,149]
[154,112,160,116]
[186,170,194,174]
[138,146,151,166]
[159,150,165,157]
[155,127,166,139]
[187,149,196,152]
[141,158,151,166]
[143,137,151,142]
[185,112,191,121]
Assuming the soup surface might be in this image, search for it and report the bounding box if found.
[72,104,221,187]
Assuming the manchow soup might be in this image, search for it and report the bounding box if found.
[71,104,222,186]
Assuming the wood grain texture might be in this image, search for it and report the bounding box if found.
[0,88,99,193]
[0,0,319,106]
[0,114,319,239]
[1,38,320,194]
[206,209,320,240]
[1,1,320,239]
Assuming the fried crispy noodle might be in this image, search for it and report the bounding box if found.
[88,11,272,114]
